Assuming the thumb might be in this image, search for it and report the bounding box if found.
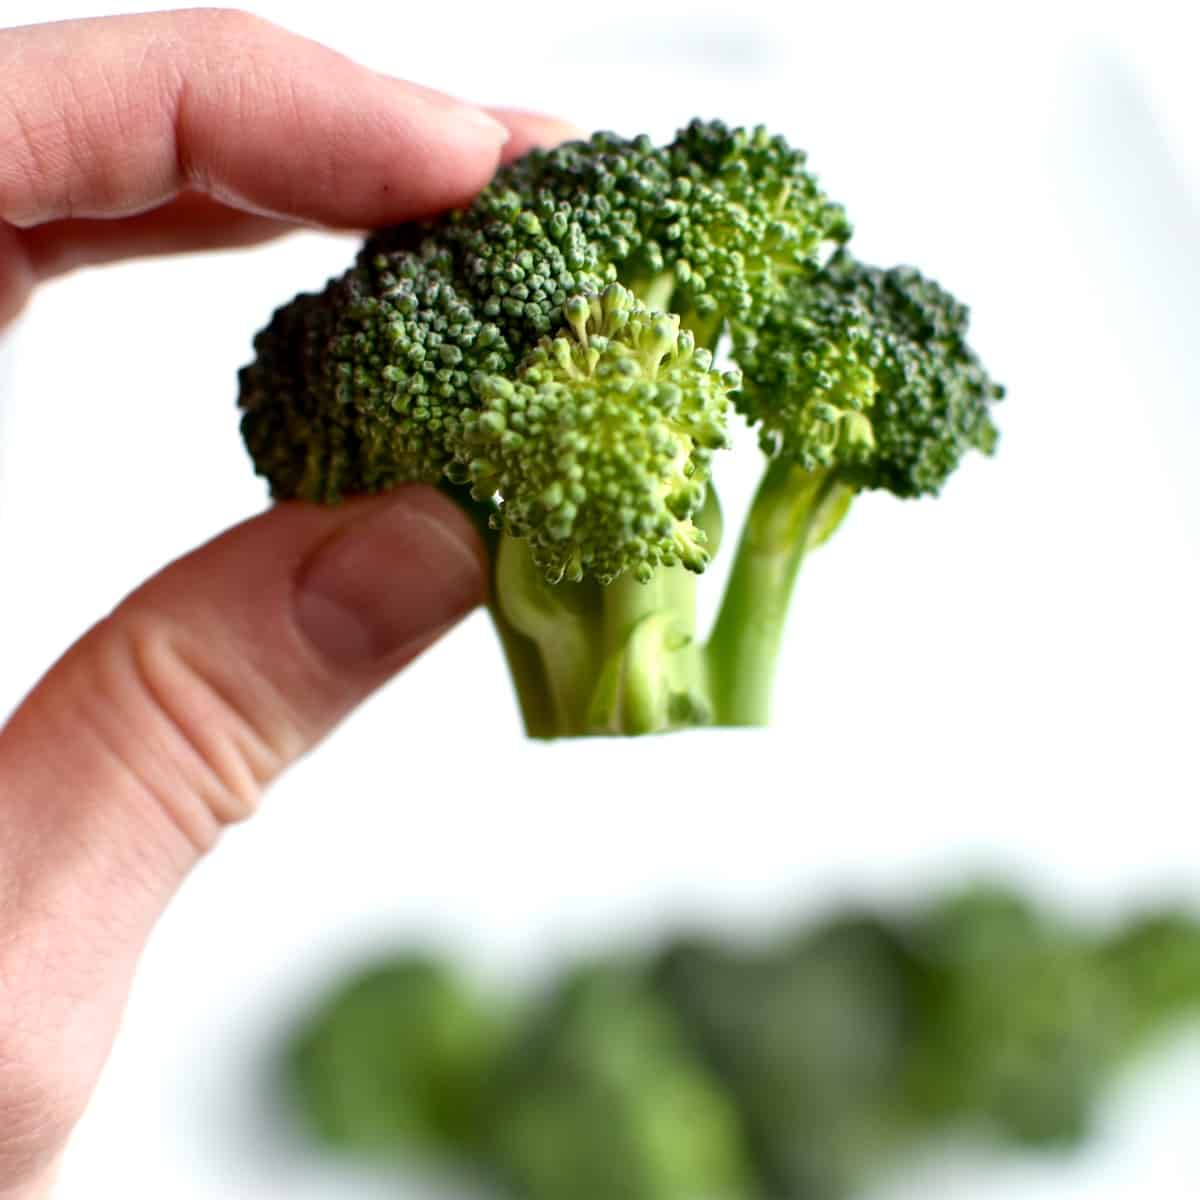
[0,486,483,1179]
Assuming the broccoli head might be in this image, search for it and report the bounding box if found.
[286,957,504,1155]
[653,917,919,1200]
[239,119,1000,737]
[461,283,737,586]
[901,885,1127,1146]
[735,250,1001,496]
[485,964,753,1200]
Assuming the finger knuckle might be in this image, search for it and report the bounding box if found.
[130,620,287,831]
[88,614,294,853]
[180,6,277,46]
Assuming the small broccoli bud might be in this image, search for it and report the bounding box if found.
[735,251,1002,497]
[735,291,881,474]
[660,120,852,326]
[462,284,735,585]
[442,130,679,345]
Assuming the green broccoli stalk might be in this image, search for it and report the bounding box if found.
[462,285,734,736]
[708,253,1002,724]
[239,121,1001,737]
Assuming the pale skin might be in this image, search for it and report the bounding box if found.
[0,9,575,1196]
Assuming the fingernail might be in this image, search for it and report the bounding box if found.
[396,81,511,147]
[295,489,485,667]
[455,104,512,145]
[489,108,586,149]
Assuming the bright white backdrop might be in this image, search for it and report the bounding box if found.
[0,2,1198,1196]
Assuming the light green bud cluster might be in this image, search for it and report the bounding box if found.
[462,284,736,584]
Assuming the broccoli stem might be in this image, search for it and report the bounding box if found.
[489,463,853,736]
[706,460,854,726]
[491,546,710,738]
[492,534,606,738]
[587,564,709,735]
[487,603,559,740]
[450,486,563,739]
[490,493,724,738]
[637,270,679,312]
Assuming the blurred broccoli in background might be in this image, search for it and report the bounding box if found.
[653,917,916,1199]
[288,957,505,1156]
[901,886,1127,1146]
[1101,909,1200,1042]
[485,964,753,1200]
[284,886,1200,1199]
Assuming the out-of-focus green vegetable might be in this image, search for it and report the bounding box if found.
[1102,909,1200,1044]
[486,965,753,1200]
[288,956,503,1155]
[285,887,1200,1199]
[653,917,916,1199]
[902,885,1127,1145]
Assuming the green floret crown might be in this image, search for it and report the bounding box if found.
[733,280,881,474]
[441,131,670,343]
[238,119,1003,738]
[434,120,851,345]
[735,251,1003,497]
[462,284,737,586]
[240,241,517,502]
[661,121,852,324]
[240,286,349,503]
[239,119,856,525]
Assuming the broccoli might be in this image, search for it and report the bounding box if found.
[900,885,1127,1146]
[1101,909,1200,1047]
[239,120,1001,737]
[287,956,505,1156]
[652,917,919,1199]
[286,890,1200,1200]
[485,964,753,1200]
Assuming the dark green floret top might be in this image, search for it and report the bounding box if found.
[239,118,1003,737]
[734,251,1003,497]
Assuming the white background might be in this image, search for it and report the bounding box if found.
[1,1,1198,1196]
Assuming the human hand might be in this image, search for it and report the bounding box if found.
[0,10,572,1196]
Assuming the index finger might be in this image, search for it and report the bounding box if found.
[0,8,510,231]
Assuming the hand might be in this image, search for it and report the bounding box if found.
[0,10,572,1196]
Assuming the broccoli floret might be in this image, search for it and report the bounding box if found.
[462,284,736,586]
[239,119,1000,737]
[286,892,1200,1200]
[1101,909,1200,1046]
[901,885,1126,1146]
[286,956,505,1156]
[485,964,754,1200]
[241,241,515,500]
[653,916,919,1200]
[662,121,852,328]
[734,250,1000,495]
[705,251,1003,723]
